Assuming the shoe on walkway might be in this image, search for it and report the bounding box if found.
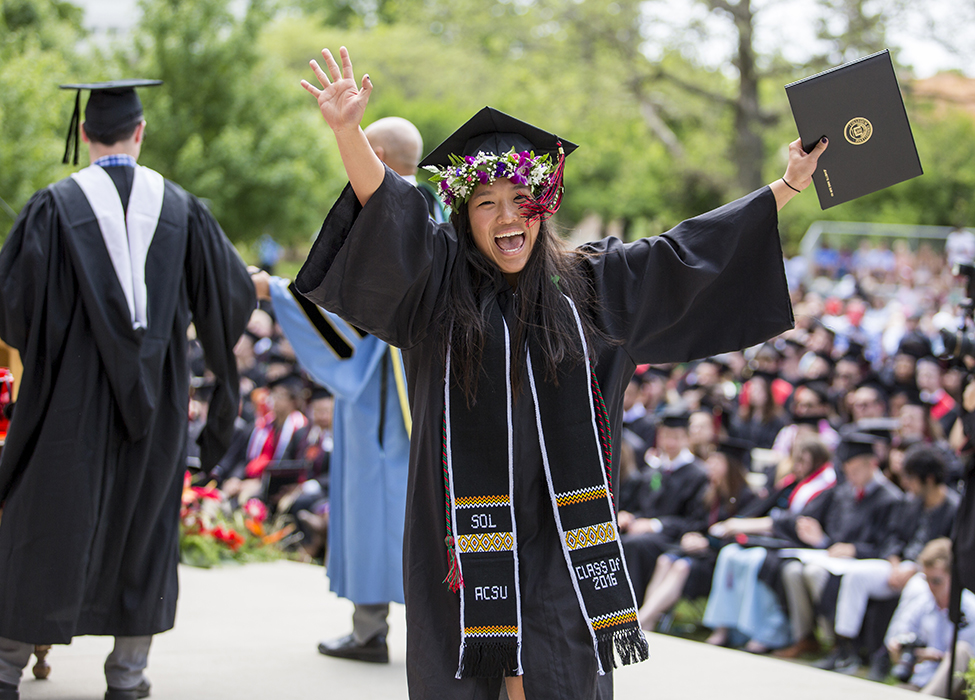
[867,649,892,682]
[0,680,18,700]
[105,678,151,700]
[318,633,389,664]
[772,635,821,659]
[814,648,860,674]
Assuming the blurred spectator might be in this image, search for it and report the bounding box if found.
[774,433,903,658]
[815,445,959,675]
[884,538,974,697]
[620,407,709,605]
[636,437,756,630]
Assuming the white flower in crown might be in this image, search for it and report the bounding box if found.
[424,148,555,209]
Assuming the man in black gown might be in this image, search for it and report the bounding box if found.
[0,81,254,700]
[618,407,710,605]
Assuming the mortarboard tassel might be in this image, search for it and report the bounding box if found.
[521,141,566,223]
[63,90,81,166]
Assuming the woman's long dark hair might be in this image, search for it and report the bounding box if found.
[439,202,615,404]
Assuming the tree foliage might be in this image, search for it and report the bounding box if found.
[0,0,86,223]
[118,0,335,245]
[3,0,975,253]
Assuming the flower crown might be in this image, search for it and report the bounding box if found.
[424,149,556,209]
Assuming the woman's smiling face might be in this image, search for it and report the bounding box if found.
[467,177,540,285]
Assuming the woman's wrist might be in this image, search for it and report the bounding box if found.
[781,177,802,193]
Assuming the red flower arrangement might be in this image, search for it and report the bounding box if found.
[179,472,295,567]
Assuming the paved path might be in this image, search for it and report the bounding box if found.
[20,561,918,699]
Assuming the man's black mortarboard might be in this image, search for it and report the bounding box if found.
[309,386,333,402]
[420,107,578,168]
[267,373,306,398]
[836,432,881,463]
[845,418,899,443]
[896,334,932,360]
[855,375,890,403]
[716,437,754,467]
[813,350,836,369]
[658,404,691,428]
[59,80,162,166]
[748,368,780,383]
[793,378,830,405]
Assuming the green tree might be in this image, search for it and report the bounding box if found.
[0,0,86,227]
[124,0,335,245]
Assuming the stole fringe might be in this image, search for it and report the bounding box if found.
[458,639,520,679]
[596,628,650,671]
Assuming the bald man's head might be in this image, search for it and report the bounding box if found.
[364,116,424,177]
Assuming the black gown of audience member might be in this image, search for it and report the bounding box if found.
[296,166,795,699]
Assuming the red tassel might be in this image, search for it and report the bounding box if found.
[444,535,465,592]
[522,142,566,224]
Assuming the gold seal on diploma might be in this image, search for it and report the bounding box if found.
[844,117,873,145]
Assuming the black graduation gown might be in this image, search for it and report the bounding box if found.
[0,173,254,644]
[295,168,793,700]
[620,458,710,604]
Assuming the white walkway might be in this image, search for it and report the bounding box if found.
[19,561,918,700]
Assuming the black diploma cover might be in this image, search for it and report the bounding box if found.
[786,49,923,210]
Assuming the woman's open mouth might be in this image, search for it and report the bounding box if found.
[495,231,525,255]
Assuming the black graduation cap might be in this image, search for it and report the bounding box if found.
[896,334,932,359]
[836,432,882,463]
[748,368,780,383]
[59,79,163,166]
[715,437,754,466]
[813,350,836,369]
[267,373,306,398]
[309,386,333,402]
[846,417,899,443]
[793,378,830,405]
[842,339,867,364]
[658,404,691,428]
[854,375,890,403]
[420,106,578,168]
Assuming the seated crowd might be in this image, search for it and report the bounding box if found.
[186,303,335,561]
[614,238,974,695]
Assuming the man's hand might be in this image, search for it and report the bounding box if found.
[796,516,827,547]
[916,647,945,663]
[709,520,735,539]
[250,268,271,301]
[680,531,709,554]
[887,562,918,590]
[827,542,856,559]
[627,518,663,536]
[964,377,975,413]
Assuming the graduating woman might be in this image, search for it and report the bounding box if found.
[295,47,827,700]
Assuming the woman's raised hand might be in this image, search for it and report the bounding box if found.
[301,47,373,135]
[782,136,828,191]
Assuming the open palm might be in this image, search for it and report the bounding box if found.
[301,47,373,134]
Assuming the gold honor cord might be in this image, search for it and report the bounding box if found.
[389,346,412,438]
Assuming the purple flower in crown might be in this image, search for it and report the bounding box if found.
[465,155,475,164]
[476,169,490,184]
[494,161,507,178]
[510,173,527,186]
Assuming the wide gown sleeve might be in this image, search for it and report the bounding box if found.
[0,191,61,352]
[587,187,793,364]
[184,196,256,470]
[294,167,455,350]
